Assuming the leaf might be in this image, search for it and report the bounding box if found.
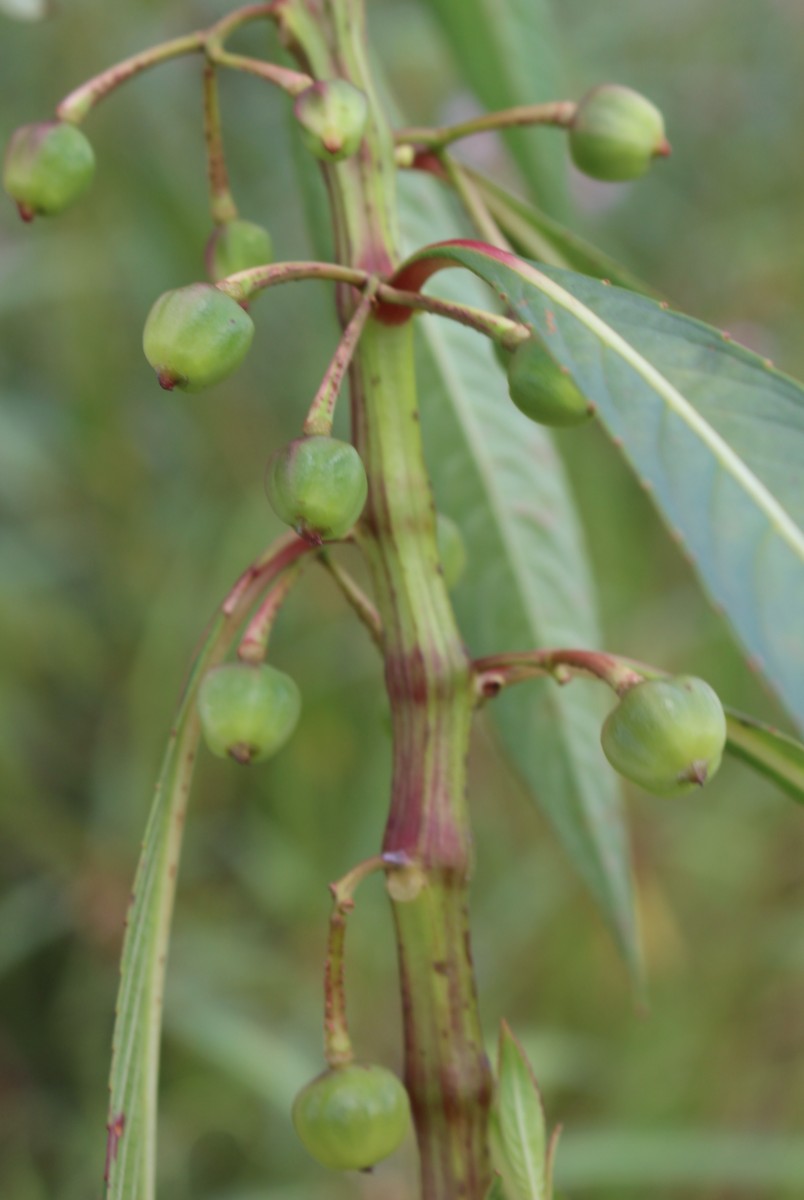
[387,241,804,733]
[104,540,301,1198]
[466,168,658,295]
[485,1177,509,1200]
[427,0,567,216]
[725,709,804,804]
[489,1022,550,1200]
[399,180,640,973]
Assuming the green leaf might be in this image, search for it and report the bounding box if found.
[104,542,298,1199]
[485,1177,509,1200]
[725,709,804,804]
[467,168,658,295]
[389,242,804,733]
[399,180,640,973]
[427,0,567,215]
[489,1022,550,1200]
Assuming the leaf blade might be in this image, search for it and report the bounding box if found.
[427,0,567,215]
[391,242,804,731]
[400,182,640,972]
[725,709,804,804]
[490,1022,549,1200]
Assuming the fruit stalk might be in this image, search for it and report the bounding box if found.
[278,0,492,1194]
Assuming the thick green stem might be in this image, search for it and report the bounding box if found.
[279,2,492,1195]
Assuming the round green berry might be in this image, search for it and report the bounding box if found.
[142,283,254,392]
[205,218,273,282]
[293,80,368,163]
[292,1063,411,1171]
[506,338,591,427]
[265,436,368,543]
[3,121,95,220]
[569,84,669,182]
[436,513,467,590]
[601,675,727,797]
[197,662,301,765]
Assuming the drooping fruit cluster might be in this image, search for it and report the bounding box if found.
[197,662,301,765]
[3,121,95,221]
[142,282,254,391]
[205,218,273,282]
[569,84,669,182]
[601,675,727,796]
[266,435,368,543]
[292,1063,411,1171]
[436,513,467,589]
[293,80,368,162]
[506,337,592,427]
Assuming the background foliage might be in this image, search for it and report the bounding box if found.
[1,1,803,1197]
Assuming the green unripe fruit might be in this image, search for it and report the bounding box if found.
[601,675,727,797]
[266,436,368,543]
[3,121,95,221]
[507,338,592,427]
[493,339,512,371]
[569,84,669,182]
[142,283,254,392]
[205,218,273,282]
[197,662,301,765]
[436,513,467,589]
[293,80,368,163]
[292,1063,411,1171]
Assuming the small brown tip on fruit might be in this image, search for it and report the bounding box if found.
[656,137,672,158]
[17,201,35,222]
[683,760,709,787]
[227,742,255,765]
[157,370,179,391]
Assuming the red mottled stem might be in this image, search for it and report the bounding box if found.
[278,2,493,1195]
[323,856,386,1066]
[475,648,647,699]
[237,559,307,664]
[203,62,237,225]
[304,278,379,436]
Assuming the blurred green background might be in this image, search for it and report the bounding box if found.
[1,2,803,1197]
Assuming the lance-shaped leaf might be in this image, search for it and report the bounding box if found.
[465,167,657,295]
[104,539,305,1199]
[489,1021,559,1200]
[725,710,804,804]
[427,0,567,216]
[382,241,804,733]
[399,182,640,973]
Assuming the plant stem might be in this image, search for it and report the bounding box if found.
[278,2,493,1195]
[440,154,511,250]
[303,277,379,436]
[396,100,577,151]
[202,62,238,225]
[215,259,367,304]
[475,648,645,698]
[206,47,313,97]
[57,32,206,123]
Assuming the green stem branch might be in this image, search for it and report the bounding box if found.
[396,100,577,151]
[474,648,646,700]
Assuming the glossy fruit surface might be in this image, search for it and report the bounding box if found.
[197,662,301,764]
[601,675,726,796]
[205,218,273,282]
[266,436,368,542]
[3,121,95,220]
[293,80,368,162]
[569,84,668,182]
[142,283,254,391]
[436,513,467,589]
[292,1063,411,1171]
[507,338,591,427]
